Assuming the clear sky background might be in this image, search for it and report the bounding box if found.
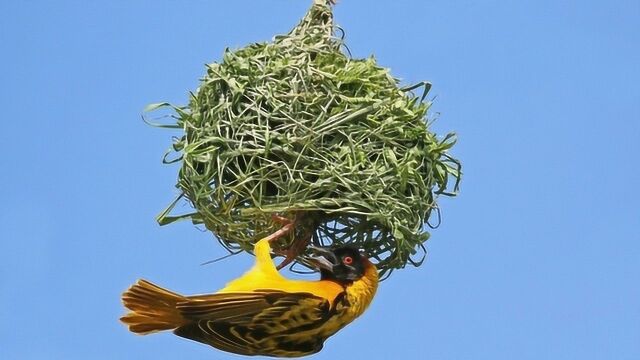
[1,1,638,359]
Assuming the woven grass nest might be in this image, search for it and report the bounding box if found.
[152,0,461,278]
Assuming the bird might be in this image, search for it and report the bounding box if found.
[120,237,378,357]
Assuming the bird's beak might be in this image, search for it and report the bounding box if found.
[306,245,338,273]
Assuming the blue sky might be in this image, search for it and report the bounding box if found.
[1,1,638,359]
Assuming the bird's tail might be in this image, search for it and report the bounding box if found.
[121,279,187,334]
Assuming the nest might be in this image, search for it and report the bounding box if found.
[152,0,461,277]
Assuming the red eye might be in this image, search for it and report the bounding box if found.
[343,256,353,265]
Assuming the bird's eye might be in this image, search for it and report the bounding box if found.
[343,256,353,265]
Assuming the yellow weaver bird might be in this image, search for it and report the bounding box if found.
[121,238,378,357]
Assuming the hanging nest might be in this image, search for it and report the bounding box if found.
[151,0,461,278]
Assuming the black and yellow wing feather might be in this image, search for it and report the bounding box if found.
[173,290,335,357]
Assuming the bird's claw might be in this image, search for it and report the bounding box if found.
[265,213,313,270]
[263,223,294,244]
[270,213,292,226]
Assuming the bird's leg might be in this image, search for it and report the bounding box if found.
[263,214,294,243]
[263,222,294,243]
[275,231,312,270]
[274,213,318,270]
[265,213,318,270]
[270,214,292,226]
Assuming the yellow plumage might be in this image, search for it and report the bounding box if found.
[217,239,345,302]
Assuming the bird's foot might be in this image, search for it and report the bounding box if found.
[270,214,292,226]
[275,236,311,270]
[263,222,294,244]
[265,213,314,270]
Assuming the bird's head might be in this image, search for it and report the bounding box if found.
[306,245,369,283]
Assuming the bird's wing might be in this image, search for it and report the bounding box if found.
[174,290,336,357]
